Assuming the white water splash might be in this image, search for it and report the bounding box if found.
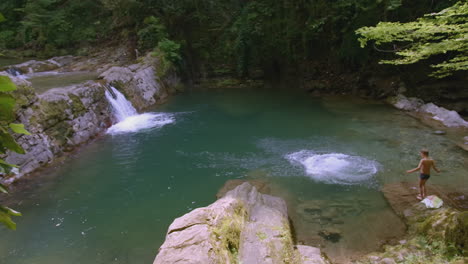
[105,86,174,134]
[286,150,380,185]
[105,86,138,122]
[107,113,174,134]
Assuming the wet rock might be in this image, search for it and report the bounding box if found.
[420,103,468,128]
[382,182,468,215]
[296,201,323,223]
[318,228,342,243]
[387,94,424,111]
[388,94,468,128]
[8,59,61,74]
[296,245,331,264]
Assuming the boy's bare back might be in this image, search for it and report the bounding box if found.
[419,158,437,174]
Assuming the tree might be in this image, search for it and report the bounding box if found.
[356,1,468,78]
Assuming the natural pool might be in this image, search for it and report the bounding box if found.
[27,71,99,93]
[1,88,467,263]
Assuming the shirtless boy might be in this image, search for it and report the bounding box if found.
[406,149,440,200]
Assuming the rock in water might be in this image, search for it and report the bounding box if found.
[387,94,424,112]
[296,245,330,264]
[153,182,331,264]
[318,228,342,243]
[387,94,468,128]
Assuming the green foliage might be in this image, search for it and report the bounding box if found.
[0,75,16,92]
[137,16,167,50]
[355,236,465,264]
[153,38,181,77]
[0,75,27,230]
[0,30,18,49]
[0,205,22,230]
[0,0,109,55]
[157,38,181,64]
[356,2,468,78]
[0,0,462,79]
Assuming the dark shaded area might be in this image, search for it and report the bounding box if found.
[0,0,466,112]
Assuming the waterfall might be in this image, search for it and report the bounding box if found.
[6,68,26,79]
[105,86,138,122]
[104,86,175,134]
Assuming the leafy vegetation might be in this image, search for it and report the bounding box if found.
[0,13,26,229]
[0,75,28,230]
[1,0,460,78]
[153,38,181,77]
[356,1,468,78]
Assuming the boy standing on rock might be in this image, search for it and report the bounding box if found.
[406,149,440,200]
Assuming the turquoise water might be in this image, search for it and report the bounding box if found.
[1,88,467,263]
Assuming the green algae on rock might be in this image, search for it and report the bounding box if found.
[153,183,331,264]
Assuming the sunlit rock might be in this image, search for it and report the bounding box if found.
[153,183,331,264]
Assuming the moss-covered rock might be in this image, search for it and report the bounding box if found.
[355,182,468,263]
[153,183,330,264]
[3,77,112,180]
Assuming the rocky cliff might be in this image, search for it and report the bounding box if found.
[1,52,181,183]
[153,182,330,264]
[99,54,182,110]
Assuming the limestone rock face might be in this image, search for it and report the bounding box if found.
[2,78,111,181]
[1,51,181,182]
[100,54,181,110]
[387,94,468,128]
[387,94,424,112]
[153,183,330,264]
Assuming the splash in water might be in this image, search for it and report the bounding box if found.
[286,150,380,185]
[105,86,174,134]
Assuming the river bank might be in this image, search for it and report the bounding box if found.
[152,180,467,264]
[0,49,182,183]
[0,87,467,264]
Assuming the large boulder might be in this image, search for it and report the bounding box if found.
[420,103,468,128]
[387,94,468,128]
[153,183,330,264]
[100,54,181,110]
[387,94,424,112]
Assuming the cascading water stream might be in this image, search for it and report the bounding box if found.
[105,86,138,122]
[104,86,174,134]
